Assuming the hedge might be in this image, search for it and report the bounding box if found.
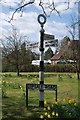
[2,64,76,73]
[44,64,76,72]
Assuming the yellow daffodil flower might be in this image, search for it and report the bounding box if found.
[52,112,55,116]
[47,114,51,118]
[44,107,46,111]
[74,103,77,106]
[20,86,22,90]
[55,102,58,105]
[44,112,48,116]
[40,115,44,119]
[44,100,47,105]
[69,100,72,104]
[56,113,58,117]
[63,98,66,102]
[47,106,50,110]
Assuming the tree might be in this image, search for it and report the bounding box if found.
[1,28,28,76]
[65,15,78,40]
[62,39,80,80]
[57,36,70,56]
[62,14,80,80]
[44,47,53,60]
[6,0,78,22]
[57,36,80,80]
[19,42,36,72]
[67,40,80,80]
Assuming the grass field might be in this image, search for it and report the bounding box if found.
[0,72,79,119]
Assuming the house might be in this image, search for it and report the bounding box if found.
[51,39,80,64]
[51,53,64,64]
[51,36,70,64]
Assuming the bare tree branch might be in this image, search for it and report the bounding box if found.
[9,1,34,22]
[64,0,70,10]
[7,0,78,22]
[49,1,60,16]
[39,1,47,17]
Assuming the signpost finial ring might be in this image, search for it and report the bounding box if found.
[38,14,46,25]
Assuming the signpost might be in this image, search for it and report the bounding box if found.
[45,39,58,47]
[26,14,58,108]
[38,14,46,107]
[44,33,55,40]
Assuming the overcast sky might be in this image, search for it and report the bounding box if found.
[0,0,79,45]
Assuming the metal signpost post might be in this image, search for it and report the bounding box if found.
[26,14,58,108]
[38,14,46,107]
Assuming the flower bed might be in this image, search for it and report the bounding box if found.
[40,98,80,119]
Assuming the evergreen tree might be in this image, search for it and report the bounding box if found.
[44,47,53,60]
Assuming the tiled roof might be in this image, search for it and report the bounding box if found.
[51,40,80,61]
[51,53,63,60]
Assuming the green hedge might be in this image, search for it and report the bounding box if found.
[2,64,76,73]
[44,64,76,72]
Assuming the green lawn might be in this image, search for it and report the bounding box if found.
[0,72,79,119]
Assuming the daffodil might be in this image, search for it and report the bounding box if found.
[74,103,77,106]
[40,115,44,119]
[56,113,58,117]
[63,98,66,102]
[69,100,72,104]
[44,100,47,105]
[44,112,48,116]
[52,112,55,116]
[44,107,46,111]
[55,102,58,105]
[47,114,51,118]
[20,86,22,90]
[47,106,50,110]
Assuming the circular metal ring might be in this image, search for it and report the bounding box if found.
[38,14,46,25]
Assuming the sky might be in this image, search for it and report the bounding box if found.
[0,0,79,53]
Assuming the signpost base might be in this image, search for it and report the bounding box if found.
[39,101,44,107]
[26,83,57,108]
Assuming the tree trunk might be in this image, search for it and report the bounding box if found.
[76,62,80,80]
[17,68,19,76]
[16,64,19,76]
[77,71,80,80]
